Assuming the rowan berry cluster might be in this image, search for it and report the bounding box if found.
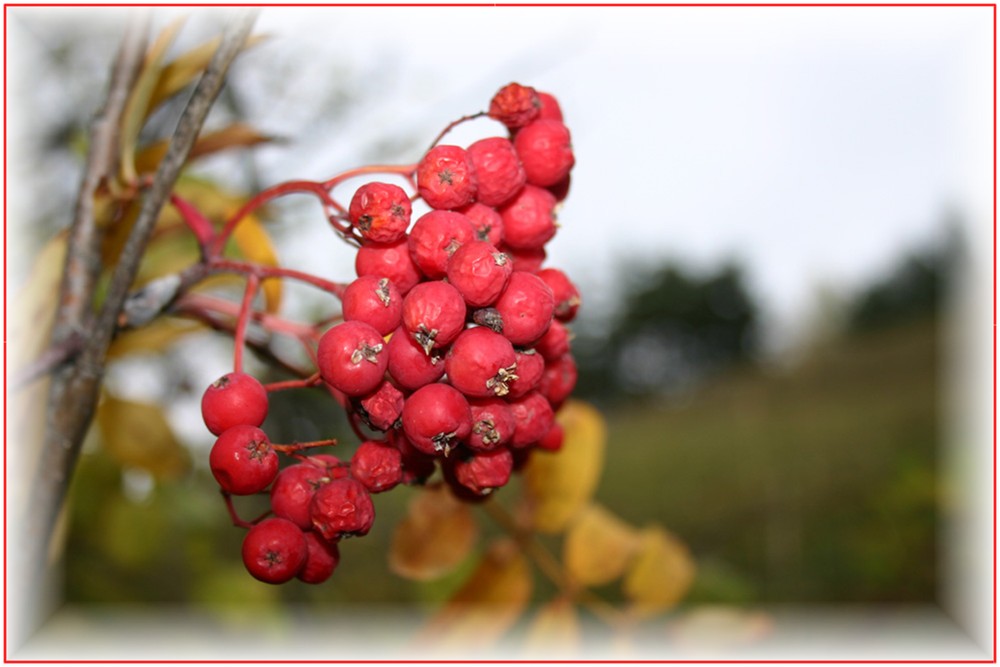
[200,83,580,585]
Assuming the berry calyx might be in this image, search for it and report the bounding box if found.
[401,280,467,354]
[468,398,516,452]
[386,326,446,390]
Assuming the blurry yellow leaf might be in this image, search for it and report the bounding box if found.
[109,318,203,359]
[564,503,642,587]
[119,18,185,184]
[97,395,190,480]
[523,598,580,654]
[11,233,67,369]
[148,33,267,111]
[522,400,606,533]
[134,123,274,174]
[231,213,282,313]
[622,526,696,618]
[389,484,478,581]
[422,539,533,649]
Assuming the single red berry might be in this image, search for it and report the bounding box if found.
[270,462,330,529]
[493,271,556,346]
[514,119,575,187]
[508,390,555,448]
[499,244,547,274]
[317,321,388,397]
[386,326,445,390]
[488,82,541,129]
[508,348,545,398]
[451,447,514,496]
[241,517,308,585]
[466,137,526,207]
[408,210,476,279]
[310,477,376,540]
[498,185,558,250]
[417,145,477,210]
[446,240,513,308]
[342,275,403,336]
[356,379,405,431]
[297,531,341,584]
[460,202,504,246]
[536,91,564,122]
[350,440,404,493]
[468,397,516,451]
[348,181,412,244]
[536,421,565,452]
[534,319,571,361]
[539,354,578,409]
[401,383,472,456]
[356,238,422,295]
[537,268,580,322]
[209,425,278,495]
[445,327,518,398]
[201,372,268,436]
[401,280,467,354]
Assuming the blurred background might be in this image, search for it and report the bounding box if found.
[5,3,993,631]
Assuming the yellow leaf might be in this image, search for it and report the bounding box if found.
[10,233,67,371]
[97,395,191,480]
[148,34,267,111]
[564,503,642,587]
[389,484,478,581]
[134,123,274,174]
[523,598,581,654]
[522,400,606,533]
[109,318,204,359]
[421,538,533,649]
[622,526,696,618]
[231,213,282,313]
[119,18,185,184]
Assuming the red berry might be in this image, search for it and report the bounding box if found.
[356,239,422,295]
[536,91,564,122]
[401,280,467,354]
[508,390,555,448]
[386,326,445,390]
[445,327,518,398]
[493,271,556,346]
[317,321,388,397]
[356,379,405,431]
[297,531,341,584]
[209,425,278,495]
[539,354,578,408]
[201,372,268,436]
[460,202,504,246]
[350,440,403,493]
[270,462,330,529]
[488,82,541,129]
[536,422,565,452]
[466,137,526,207]
[534,319,571,361]
[468,398,516,451]
[451,447,514,496]
[408,210,476,279]
[508,348,544,398]
[417,145,477,210]
[498,185,557,250]
[500,244,547,274]
[348,181,412,244]
[310,477,376,540]
[342,275,403,336]
[241,518,308,584]
[401,383,472,456]
[446,240,513,308]
[537,268,581,322]
[514,119,575,187]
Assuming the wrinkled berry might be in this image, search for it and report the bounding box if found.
[401,280,467,354]
[446,240,512,308]
[348,181,412,244]
[468,397,516,452]
[488,82,541,129]
[356,379,405,431]
[508,390,555,448]
[311,477,376,540]
[417,145,477,210]
[270,462,330,529]
[408,210,476,279]
[537,267,580,322]
[493,271,555,346]
[514,119,575,187]
[460,202,504,246]
[350,439,404,493]
[466,137,526,207]
[356,239,422,295]
[445,327,518,398]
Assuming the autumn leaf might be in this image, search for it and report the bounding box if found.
[108,318,204,359]
[97,395,191,480]
[622,525,696,618]
[522,400,606,533]
[148,34,267,111]
[564,503,642,587]
[389,484,478,581]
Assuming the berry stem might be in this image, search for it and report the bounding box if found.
[170,193,215,257]
[271,438,338,454]
[427,111,486,151]
[221,491,255,529]
[263,372,322,393]
[176,292,319,341]
[233,274,260,373]
[320,163,417,190]
[208,258,347,297]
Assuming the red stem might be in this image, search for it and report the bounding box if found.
[209,258,346,297]
[427,111,487,150]
[176,292,319,340]
[263,372,321,393]
[272,438,338,454]
[221,491,254,529]
[320,163,417,190]
[170,193,215,256]
[232,274,259,373]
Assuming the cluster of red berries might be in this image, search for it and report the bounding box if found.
[202,83,580,586]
